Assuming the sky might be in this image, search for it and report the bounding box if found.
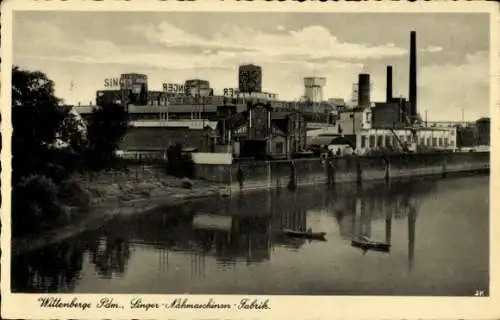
[13,11,490,121]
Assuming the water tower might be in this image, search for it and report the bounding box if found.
[303,77,326,103]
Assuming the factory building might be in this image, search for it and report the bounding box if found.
[120,73,148,105]
[316,30,457,154]
[226,102,307,159]
[334,107,457,153]
[96,90,124,106]
[184,79,213,97]
[357,74,371,108]
[303,77,326,103]
[475,117,490,146]
[238,64,262,93]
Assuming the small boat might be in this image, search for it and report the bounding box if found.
[351,239,391,253]
[282,228,327,241]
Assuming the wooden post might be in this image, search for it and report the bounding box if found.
[356,155,363,187]
[267,160,272,189]
[287,160,297,190]
[441,157,447,178]
[331,160,336,188]
[384,156,391,183]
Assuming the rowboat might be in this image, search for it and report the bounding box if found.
[282,229,327,241]
[351,239,391,253]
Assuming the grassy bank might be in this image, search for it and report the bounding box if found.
[11,175,222,256]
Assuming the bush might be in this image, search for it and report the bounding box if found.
[12,175,64,236]
[58,178,91,210]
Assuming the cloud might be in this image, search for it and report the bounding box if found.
[13,19,490,121]
[418,50,489,120]
[422,46,443,53]
[131,23,408,61]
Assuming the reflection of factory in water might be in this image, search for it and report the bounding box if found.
[134,178,428,276]
[12,179,429,291]
[332,182,419,269]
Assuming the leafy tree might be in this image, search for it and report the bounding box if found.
[11,66,86,184]
[11,66,131,236]
[12,175,64,236]
[84,103,129,170]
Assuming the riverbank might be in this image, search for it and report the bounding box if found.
[11,174,223,256]
[11,152,490,256]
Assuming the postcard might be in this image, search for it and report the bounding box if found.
[1,0,499,319]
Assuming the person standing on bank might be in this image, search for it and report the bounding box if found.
[327,151,335,187]
[288,160,297,190]
[237,165,245,190]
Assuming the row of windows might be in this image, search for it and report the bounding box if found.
[360,134,452,149]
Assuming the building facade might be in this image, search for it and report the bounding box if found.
[238,64,262,93]
[475,117,490,146]
[330,106,457,154]
[184,79,213,97]
[228,102,307,159]
[303,77,326,103]
[120,73,148,105]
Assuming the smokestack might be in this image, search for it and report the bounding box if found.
[386,65,393,103]
[409,30,417,121]
[358,73,370,108]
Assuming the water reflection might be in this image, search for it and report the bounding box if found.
[12,238,86,292]
[11,176,486,294]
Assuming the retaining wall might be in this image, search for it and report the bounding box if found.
[194,152,490,193]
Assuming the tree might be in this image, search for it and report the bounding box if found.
[11,66,86,184]
[11,66,130,237]
[84,103,129,170]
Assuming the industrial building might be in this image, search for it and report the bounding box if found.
[120,73,148,105]
[475,117,490,146]
[238,64,262,93]
[308,30,457,154]
[76,30,487,159]
[224,102,307,159]
[303,77,326,103]
[184,79,213,97]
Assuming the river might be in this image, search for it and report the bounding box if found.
[11,175,489,296]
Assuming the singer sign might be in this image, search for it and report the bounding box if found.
[163,83,185,94]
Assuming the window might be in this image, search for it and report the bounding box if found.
[444,138,449,146]
[369,135,376,148]
[361,136,367,148]
[275,141,283,154]
[385,135,391,147]
[426,137,431,146]
[438,137,443,146]
[432,138,437,147]
[377,135,383,147]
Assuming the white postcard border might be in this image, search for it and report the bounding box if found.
[1,1,499,319]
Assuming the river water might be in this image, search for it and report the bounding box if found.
[11,175,489,296]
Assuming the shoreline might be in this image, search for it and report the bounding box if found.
[11,167,489,257]
[11,187,222,257]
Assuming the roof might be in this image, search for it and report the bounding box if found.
[476,117,490,123]
[130,120,218,130]
[308,135,341,146]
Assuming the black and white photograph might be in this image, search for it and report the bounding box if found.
[1,1,499,319]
